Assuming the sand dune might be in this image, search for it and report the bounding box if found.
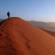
[0,17,55,55]
[41,28,55,36]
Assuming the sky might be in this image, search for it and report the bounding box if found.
[0,0,55,22]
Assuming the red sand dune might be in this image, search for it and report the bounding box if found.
[0,17,55,55]
[41,28,55,36]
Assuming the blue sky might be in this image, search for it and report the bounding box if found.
[0,0,55,22]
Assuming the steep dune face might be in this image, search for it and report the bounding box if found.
[0,17,55,55]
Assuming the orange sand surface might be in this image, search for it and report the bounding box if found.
[41,28,55,36]
[0,17,55,55]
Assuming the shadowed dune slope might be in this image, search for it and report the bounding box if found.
[0,17,55,55]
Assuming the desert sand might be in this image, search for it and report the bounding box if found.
[0,17,55,55]
[41,28,55,36]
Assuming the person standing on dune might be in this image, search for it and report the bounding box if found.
[7,11,10,18]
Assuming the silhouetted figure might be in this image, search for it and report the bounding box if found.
[7,11,10,18]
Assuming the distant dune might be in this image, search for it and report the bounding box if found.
[0,17,55,55]
[29,21,55,32]
[40,28,55,36]
[28,21,55,36]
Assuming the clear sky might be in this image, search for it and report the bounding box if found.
[0,0,55,22]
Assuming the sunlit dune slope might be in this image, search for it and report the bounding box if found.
[0,17,55,55]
